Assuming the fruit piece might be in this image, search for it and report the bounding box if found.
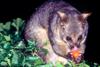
[72,50,80,59]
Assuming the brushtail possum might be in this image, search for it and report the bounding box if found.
[24,0,91,65]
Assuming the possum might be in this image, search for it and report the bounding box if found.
[24,0,91,65]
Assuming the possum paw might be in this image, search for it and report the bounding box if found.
[75,54,84,63]
[67,53,74,62]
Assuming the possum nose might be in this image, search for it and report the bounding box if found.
[74,43,80,48]
[71,43,79,49]
[72,46,78,51]
[71,45,76,49]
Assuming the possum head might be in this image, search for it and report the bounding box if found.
[57,11,91,62]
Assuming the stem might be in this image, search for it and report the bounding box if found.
[17,27,19,33]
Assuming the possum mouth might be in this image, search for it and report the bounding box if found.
[66,46,82,63]
[67,52,82,63]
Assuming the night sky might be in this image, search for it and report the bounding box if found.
[0,0,100,63]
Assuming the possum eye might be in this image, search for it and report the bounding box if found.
[66,36,72,41]
[78,35,82,41]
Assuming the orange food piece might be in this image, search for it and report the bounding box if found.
[72,50,80,59]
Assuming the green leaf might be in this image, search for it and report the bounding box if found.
[15,41,25,49]
[15,18,21,27]
[24,63,32,67]
[27,40,37,47]
[55,61,64,67]
[11,51,19,65]
[66,62,72,67]
[14,32,20,41]
[36,62,53,67]
[25,47,33,52]
[26,56,40,61]
[0,33,11,41]
[94,63,98,66]
[0,33,6,41]
[8,53,12,58]
[41,48,49,56]
[22,55,26,66]
[34,58,45,66]
[3,42,10,49]
[5,57,11,67]
[12,18,25,32]
[43,40,49,46]
[0,23,3,31]
[83,64,90,67]
[3,21,11,30]
[10,49,14,54]
[71,62,76,67]
[24,40,37,52]
[4,35,11,41]
[46,40,49,44]
[38,48,41,50]
[12,22,17,28]
[1,41,6,44]
[0,48,4,51]
[19,20,25,27]
[1,61,7,66]
[0,49,6,60]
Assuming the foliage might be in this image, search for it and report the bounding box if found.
[0,18,100,67]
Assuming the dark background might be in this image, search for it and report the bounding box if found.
[0,0,100,63]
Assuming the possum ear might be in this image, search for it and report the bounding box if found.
[57,11,69,25]
[78,13,91,22]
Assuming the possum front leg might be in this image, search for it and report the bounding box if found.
[42,43,59,65]
[52,42,70,56]
[51,36,70,57]
[35,28,68,66]
[49,28,71,58]
[34,28,59,66]
[58,56,68,65]
[36,45,59,66]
